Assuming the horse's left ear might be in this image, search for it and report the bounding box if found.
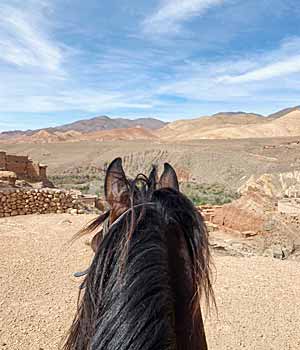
[159,163,179,191]
[105,157,129,207]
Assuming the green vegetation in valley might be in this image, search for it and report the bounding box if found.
[48,174,103,194]
[181,182,239,206]
[50,175,238,206]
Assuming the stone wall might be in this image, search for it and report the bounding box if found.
[0,188,78,217]
[0,151,47,181]
[198,203,265,236]
[198,205,222,222]
[211,205,265,235]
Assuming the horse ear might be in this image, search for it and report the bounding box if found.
[159,163,179,191]
[148,165,158,191]
[104,157,128,207]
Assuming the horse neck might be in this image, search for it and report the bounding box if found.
[84,209,178,350]
[166,223,208,350]
[64,205,208,350]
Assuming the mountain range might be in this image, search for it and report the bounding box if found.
[1,106,299,143]
[0,116,165,137]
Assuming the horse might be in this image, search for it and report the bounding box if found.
[64,157,214,350]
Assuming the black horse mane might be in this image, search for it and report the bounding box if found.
[63,173,214,350]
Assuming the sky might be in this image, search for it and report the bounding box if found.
[0,0,300,131]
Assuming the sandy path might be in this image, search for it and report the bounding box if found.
[0,214,299,349]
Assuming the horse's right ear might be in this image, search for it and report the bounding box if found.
[104,158,128,207]
[159,163,179,191]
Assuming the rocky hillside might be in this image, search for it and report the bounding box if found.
[158,109,300,141]
[51,116,166,132]
[268,106,300,119]
[0,127,157,144]
[0,116,166,142]
[156,112,268,140]
[196,110,300,139]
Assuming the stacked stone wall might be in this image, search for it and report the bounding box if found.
[0,188,78,217]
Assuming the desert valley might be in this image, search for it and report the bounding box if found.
[2,0,300,348]
[1,106,300,349]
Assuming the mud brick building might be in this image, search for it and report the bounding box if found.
[0,151,47,181]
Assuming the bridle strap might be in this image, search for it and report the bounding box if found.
[108,202,156,232]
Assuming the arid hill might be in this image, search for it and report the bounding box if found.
[51,116,166,132]
[158,110,300,141]
[188,110,300,140]
[156,112,269,140]
[268,105,300,119]
[0,130,82,144]
[0,127,157,144]
[0,116,166,141]
[83,127,157,141]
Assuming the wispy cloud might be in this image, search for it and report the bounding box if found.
[157,37,300,102]
[216,37,300,84]
[143,0,224,35]
[220,55,300,83]
[0,88,153,114]
[0,2,64,73]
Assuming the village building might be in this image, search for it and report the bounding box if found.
[0,151,47,182]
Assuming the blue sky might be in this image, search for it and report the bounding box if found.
[0,0,300,131]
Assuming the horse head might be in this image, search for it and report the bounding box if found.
[65,157,214,350]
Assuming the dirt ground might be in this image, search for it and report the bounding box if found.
[0,214,299,349]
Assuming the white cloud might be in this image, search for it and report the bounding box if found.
[219,55,300,84]
[0,90,153,114]
[215,37,300,84]
[143,0,224,35]
[0,3,64,72]
[157,37,300,101]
